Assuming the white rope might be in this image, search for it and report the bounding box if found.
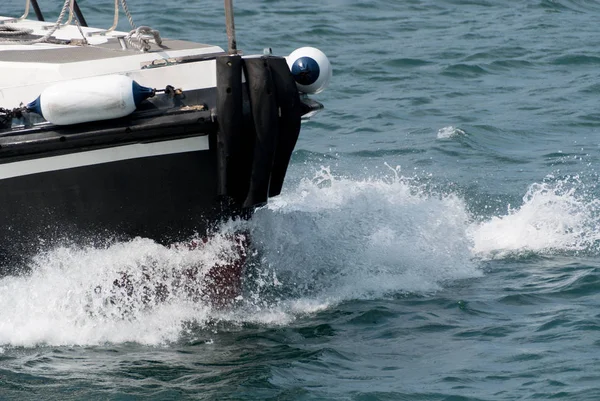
[17,0,31,21]
[0,0,89,45]
[88,0,118,36]
[0,25,33,37]
[120,0,137,30]
[59,0,75,28]
[88,0,163,52]
[0,0,30,25]
[71,0,89,45]
[0,0,70,44]
[120,0,164,52]
[0,0,161,51]
[125,26,163,52]
[0,0,32,36]
[120,0,165,52]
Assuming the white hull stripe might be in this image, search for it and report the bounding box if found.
[0,135,209,180]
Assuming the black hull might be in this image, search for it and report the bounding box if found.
[0,55,320,271]
[0,144,222,269]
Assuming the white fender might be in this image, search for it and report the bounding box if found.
[27,75,154,125]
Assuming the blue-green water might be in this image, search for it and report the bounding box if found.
[3,0,600,399]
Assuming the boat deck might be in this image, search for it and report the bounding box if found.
[0,38,212,63]
[0,17,225,108]
[0,16,215,46]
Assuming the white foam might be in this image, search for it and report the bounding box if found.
[437,126,465,139]
[5,167,597,347]
[470,177,600,259]
[251,166,480,301]
[0,234,243,347]
[0,166,488,347]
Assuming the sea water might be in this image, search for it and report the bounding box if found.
[2,0,600,399]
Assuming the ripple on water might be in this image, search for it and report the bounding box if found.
[442,63,490,78]
[551,54,600,66]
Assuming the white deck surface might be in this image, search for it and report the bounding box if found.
[0,17,224,108]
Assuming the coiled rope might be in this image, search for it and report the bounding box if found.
[0,0,88,45]
[0,0,165,51]
[0,25,33,37]
[126,26,164,52]
[120,0,164,52]
[86,0,163,52]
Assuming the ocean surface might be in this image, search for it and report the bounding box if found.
[2,0,600,399]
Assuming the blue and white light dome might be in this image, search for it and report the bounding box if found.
[286,47,332,94]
